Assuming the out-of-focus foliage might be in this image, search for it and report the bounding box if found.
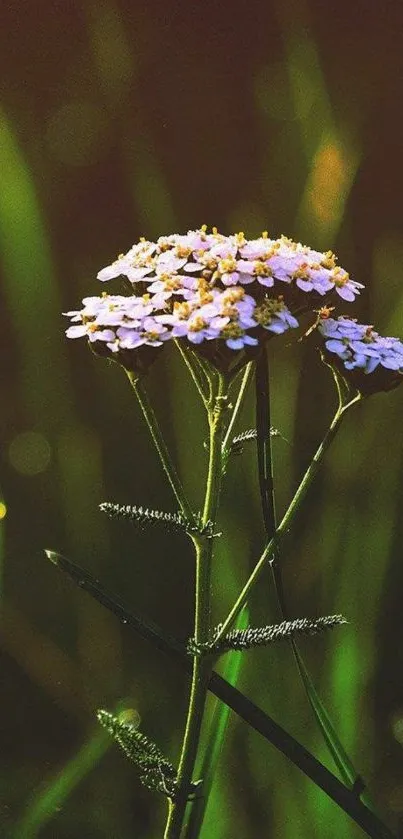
[1,1,403,837]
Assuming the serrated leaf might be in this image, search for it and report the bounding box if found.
[230,426,284,455]
[188,615,347,656]
[97,709,177,797]
[99,502,216,537]
[99,502,190,532]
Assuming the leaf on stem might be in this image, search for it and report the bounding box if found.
[99,502,216,537]
[44,551,396,836]
[97,709,178,798]
[230,427,285,455]
[44,549,184,660]
[188,615,347,656]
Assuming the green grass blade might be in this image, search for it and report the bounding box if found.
[0,104,73,428]
[292,642,367,795]
[209,675,396,839]
[15,729,110,838]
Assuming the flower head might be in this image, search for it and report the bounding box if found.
[317,314,403,395]
[66,227,361,375]
[97,228,362,309]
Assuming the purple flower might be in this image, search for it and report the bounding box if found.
[95,228,360,308]
[317,315,403,394]
[113,319,171,349]
[65,227,365,375]
[97,240,157,283]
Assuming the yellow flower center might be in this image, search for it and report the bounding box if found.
[218,257,237,274]
[321,251,337,270]
[333,268,349,287]
[235,231,246,247]
[173,302,192,318]
[189,316,207,333]
[175,245,192,258]
[221,323,243,338]
[222,287,245,303]
[253,260,273,277]
[254,297,284,326]
[292,264,310,281]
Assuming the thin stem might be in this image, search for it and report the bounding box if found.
[255,347,277,538]
[176,366,254,838]
[126,373,195,524]
[258,355,357,785]
[256,360,366,794]
[184,607,249,839]
[174,340,210,408]
[182,356,270,837]
[269,514,367,794]
[202,375,227,525]
[176,360,269,838]
[216,393,362,641]
[222,362,254,455]
[163,375,228,839]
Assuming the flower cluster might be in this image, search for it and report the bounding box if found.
[65,295,170,350]
[318,315,403,394]
[65,227,362,373]
[96,227,362,303]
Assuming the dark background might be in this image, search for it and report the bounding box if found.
[1,0,403,836]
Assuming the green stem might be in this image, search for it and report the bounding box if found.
[257,360,366,795]
[163,375,228,839]
[216,393,362,641]
[126,373,195,524]
[184,606,249,839]
[180,365,254,838]
[255,347,276,538]
[222,362,254,456]
[174,340,210,408]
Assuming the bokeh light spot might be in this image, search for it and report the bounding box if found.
[46,100,110,167]
[307,139,346,225]
[118,708,141,728]
[0,501,7,520]
[296,131,361,244]
[8,431,51,476]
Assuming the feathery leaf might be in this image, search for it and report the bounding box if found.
[99,502,216,537]
[188,615,347,656]
[230,426,284,455]
[97,709,178,797]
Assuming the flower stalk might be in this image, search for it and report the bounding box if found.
[126,372,195,525]
[256,351,367,795]
[216,392,362,642]
[163,374,228,839]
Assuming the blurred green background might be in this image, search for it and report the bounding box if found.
[1,0,403,836]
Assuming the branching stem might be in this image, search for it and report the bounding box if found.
[163,374,228,839]
[216,393,362,642]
